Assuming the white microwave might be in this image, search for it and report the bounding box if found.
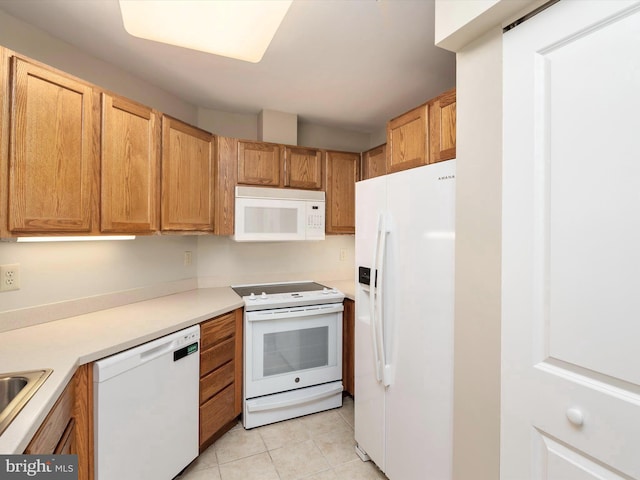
[234,186,325,242]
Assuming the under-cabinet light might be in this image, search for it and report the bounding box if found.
[16,236,136,243]
[118,0,293,63]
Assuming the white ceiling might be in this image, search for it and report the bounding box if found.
[0,0,455,134]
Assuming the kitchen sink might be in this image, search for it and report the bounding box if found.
[0,369,53,436]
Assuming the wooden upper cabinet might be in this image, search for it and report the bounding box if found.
[429,88,456,163]
[361,144,386,180]
[325,150,358,234]
[284,146,323,190]
[161,116,214,232]
[237,140,281,187]
[8,57,98,234]
[386,103,428,174]
[101,94,160,233]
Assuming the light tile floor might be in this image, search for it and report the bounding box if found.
[179,396,388,480]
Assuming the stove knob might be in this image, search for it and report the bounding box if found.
[249,293,256,300]
[322,287,329,294]
[261,292,268,299]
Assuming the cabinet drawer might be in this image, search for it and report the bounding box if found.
[199,384,235,447]
[200,361,234,404]
[25,379,75,454]
[201,312,236,350]
[201,336,234,376]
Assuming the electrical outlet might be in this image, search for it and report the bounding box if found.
[339,248,347,262]
[183,251,193,266]
[0,263,20,292]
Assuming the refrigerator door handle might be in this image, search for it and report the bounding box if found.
[376,212,393,387]
[370,212,383,382]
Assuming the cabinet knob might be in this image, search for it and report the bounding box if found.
[566,407,584,426]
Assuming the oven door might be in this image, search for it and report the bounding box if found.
[245,303,343,399]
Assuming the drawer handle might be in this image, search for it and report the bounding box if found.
[566,407,584,426]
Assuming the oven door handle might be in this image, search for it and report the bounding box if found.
[245,304,344,322]
[246,383,344,413]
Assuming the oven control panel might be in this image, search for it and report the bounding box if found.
[241,289,344,311]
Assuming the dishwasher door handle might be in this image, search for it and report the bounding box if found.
[139,341,175,363]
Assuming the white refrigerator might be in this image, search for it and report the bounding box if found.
[354,160,455,480]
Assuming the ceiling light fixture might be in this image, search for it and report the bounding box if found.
[118,0,293,63]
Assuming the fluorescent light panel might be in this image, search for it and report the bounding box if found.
[118,0,293,63]
[17,236,136,243]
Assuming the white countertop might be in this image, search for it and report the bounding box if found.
[0,280,355,454]
[0,287,243,454]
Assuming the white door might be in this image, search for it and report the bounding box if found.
[502,1,640,479]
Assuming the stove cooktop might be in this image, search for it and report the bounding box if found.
[231,281,344,311]
[231,281,328,297]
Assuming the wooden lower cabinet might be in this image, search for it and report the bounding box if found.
[200,384,236,447]
[199,308,243,451]
[25,379,75,455]
[25,364,92,480]
[342,299,355,396]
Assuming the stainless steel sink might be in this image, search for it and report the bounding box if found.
[0,369,53,436]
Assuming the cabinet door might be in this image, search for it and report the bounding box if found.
[361,144,386,180]
[9,57,98,233]
[386,103,428,174]
[161,116,214,232]
[237,140,281,186]
[284,146,323,190]
[429,88,456,163]
[101,94,160,233]
[25,377,75,454]
[325,150,358,234]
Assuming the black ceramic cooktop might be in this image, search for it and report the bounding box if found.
[231,282,328,297]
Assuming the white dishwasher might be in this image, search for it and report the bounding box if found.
[94,325,200,480]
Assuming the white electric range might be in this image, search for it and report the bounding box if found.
[231,281,345,429]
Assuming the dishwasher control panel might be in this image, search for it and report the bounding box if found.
[174,329,200,362]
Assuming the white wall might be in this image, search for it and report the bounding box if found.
[0,236,199,332]
[434,1,539,479]
[298,122,370,152]
[198,107,373,152]
[369,127,387,149]
[0,10,197,123]
[453,26,503,480]
[197,108,259,140]
[197,235,354,287]
[435,0,536,51]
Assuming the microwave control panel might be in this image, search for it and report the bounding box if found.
[306,202,325,239]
